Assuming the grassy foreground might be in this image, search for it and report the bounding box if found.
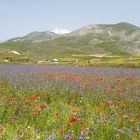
[0,71,140,140]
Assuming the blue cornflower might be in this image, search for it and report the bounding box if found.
[48,138,56,140]
[78,136,84,140]
[13,116,18,121]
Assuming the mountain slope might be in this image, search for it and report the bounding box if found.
[67,22,140,54]
[9,31,61,42]
[0,22,140,58]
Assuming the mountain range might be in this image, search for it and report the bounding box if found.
[0,22,140,59]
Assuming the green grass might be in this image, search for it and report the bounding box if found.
[0,53,140,68]
[95,42,128,56]
[0,41,31,52]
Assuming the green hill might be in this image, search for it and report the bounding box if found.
[0,22,140,60]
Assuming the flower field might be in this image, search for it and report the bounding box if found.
[0,65,140,140]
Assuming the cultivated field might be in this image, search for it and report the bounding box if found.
[0,65,140,139]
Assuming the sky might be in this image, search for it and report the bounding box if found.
[0,0,140,40]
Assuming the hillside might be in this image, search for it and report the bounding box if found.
[9,31,61,42]
[0,22,140,60]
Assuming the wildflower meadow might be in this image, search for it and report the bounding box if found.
[0,65,140,140]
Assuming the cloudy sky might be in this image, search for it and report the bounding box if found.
[0,0,140,40]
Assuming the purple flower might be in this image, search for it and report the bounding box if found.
[123,115,129,119]
[136,128,140,131]
[128,130,134,135]
[78,136,84,140]
[13,116,18,121]
[47,138,56,140]
[65,135,71,139]
[64,134,73,139]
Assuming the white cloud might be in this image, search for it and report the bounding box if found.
[53,28,71,34]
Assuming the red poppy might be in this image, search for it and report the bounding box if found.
[59,129,65,135]
[7,97,14,103]
[116,79,121,83]
[71,109,78,113]
[40,105,48,109]
[36,109,41,113]
[30,96,36,101]
[80,120,85,124]
[70,117,77,123]
[116,88,121,93]
[24,100,28,105]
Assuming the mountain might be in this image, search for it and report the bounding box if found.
[0,22,140,59]
[9,31,61,42]
[69,22,139,36]
[66,22,140,54]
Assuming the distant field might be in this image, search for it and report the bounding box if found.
[1,53,139,68]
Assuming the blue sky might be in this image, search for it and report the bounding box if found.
[0,0,140,40]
